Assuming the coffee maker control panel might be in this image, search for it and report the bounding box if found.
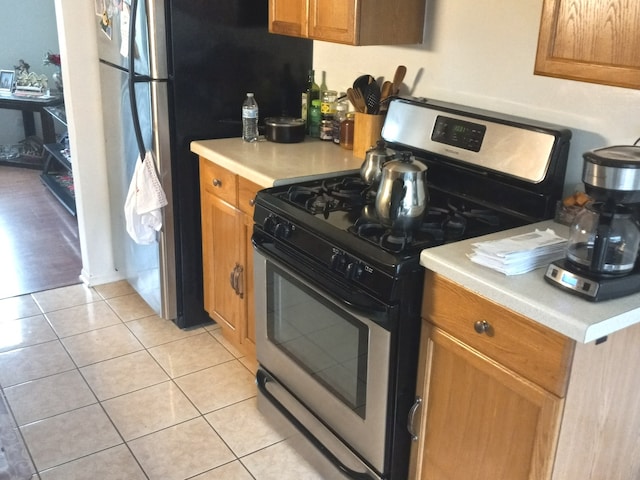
[544,261,599,299]
[545,259,640,302]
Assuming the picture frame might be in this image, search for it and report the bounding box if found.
[0,70,15,93]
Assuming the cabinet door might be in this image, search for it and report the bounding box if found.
[308,0,356,44]
[238,176,260,357]
[241,210,256,357]
[413,327,563,480]
[208,195,244,333]
[270,0,307,37]
[199,167,216,317]
[535,0,640,89]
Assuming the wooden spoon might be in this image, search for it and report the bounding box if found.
[347,87,366,113]
[380,81,393,101]
[392,65,407,95]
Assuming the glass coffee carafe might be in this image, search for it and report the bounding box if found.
[566,201,640,275]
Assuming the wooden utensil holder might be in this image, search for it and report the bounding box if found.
[353,113,385,159]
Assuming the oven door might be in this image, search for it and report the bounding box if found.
[254,246,392,477]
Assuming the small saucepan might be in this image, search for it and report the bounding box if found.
[265,117,305,143]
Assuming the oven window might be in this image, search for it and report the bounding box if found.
[266,264,368,418]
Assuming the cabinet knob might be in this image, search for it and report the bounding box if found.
[212,178,222,187]
[249,198,256,206]
[474,320,492,335]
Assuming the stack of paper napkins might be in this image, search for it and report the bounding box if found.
[468,228,567,275]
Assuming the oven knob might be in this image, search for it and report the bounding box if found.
[263,214,278,233]
[346,262,363,280]
[274,221,292,238]
[330,252,346,271]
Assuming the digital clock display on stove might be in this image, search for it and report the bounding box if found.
[431,115,487,152]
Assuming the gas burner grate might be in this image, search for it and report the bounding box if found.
[344,197,510,253]
[283,177,373,216]
[349,217,443,254]
[447,200,500,226]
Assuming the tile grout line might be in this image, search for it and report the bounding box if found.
[2,284,274,479]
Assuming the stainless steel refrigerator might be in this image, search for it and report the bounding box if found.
[96,0,312,327]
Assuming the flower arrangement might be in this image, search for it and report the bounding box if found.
[43,51,61,67]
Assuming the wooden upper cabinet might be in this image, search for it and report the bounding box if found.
[270,0,425,45]
[535,0,640,89]
[308,0,356,44]
[270,0,307,37]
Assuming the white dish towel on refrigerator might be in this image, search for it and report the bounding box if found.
[124,151,168,244]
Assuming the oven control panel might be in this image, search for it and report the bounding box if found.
[254,203,401,302]
[431,115,486,152]
[330,250,365,281]
[263,214,293,239]
[382,97,563,184]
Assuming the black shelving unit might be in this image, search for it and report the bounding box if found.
[41,105,75,215]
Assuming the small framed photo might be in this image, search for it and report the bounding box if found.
[0,70,14,92]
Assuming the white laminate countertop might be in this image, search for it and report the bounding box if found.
[420,219,640,344]
[190,137,363,188]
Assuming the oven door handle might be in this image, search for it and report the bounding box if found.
[257,369,377,480]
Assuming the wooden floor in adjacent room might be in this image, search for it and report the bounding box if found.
[0,165,81,300]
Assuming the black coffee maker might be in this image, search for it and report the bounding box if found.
[545,145,640,301]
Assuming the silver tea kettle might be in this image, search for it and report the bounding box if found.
[375,151,428,232]
[360,140,395,187]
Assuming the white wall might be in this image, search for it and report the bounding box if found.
[52,0,640,287]
[314,0,640,195]
[54,0,119,286]
[0,0,60,144]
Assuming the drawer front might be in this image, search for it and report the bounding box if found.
[199,157,237,205]
[422,271,574,397]
[238,176,262,216]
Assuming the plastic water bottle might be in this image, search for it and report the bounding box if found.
[242,93,259,142]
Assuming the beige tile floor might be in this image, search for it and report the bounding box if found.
[0,281,327,480]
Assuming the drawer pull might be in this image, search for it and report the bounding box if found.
[474,320,492,335]
[229,264,237,293]
[212,178,222,187]
[407,397,422,441]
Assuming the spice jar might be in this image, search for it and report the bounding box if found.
[339,113,355,150]
[321,90,337,117]
[320,119,333,141]
[332,101,347,145]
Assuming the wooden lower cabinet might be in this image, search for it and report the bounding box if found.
[199,157,259,358]
[411,271,640,479]
[411,325,563,480]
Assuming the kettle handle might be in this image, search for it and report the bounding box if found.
[389,179,406,221]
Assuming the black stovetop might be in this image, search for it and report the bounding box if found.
[270,174,526,256]
[252,172,534,305]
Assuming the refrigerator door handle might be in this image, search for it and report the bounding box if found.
[128,0,147,161]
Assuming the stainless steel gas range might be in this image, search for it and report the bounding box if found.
[251,97,571,479]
